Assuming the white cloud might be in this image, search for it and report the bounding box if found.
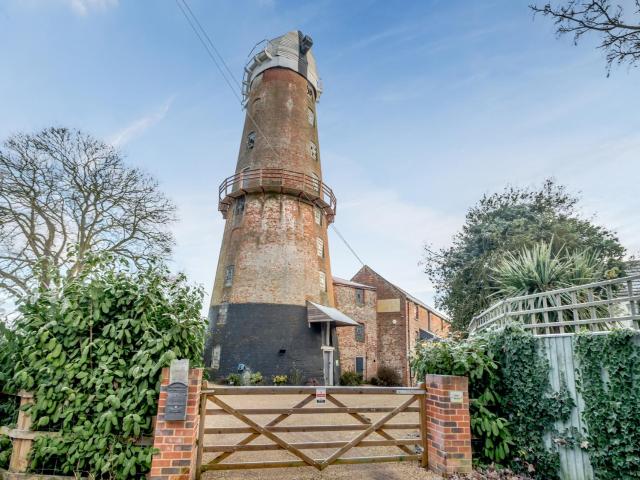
[109,97,173,148]
[66,0,118,16]
[329,184,463,307]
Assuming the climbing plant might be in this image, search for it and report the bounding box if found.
[412,325,574,479]
[487,326,574,478]
[575,329,640,479]
[11,254,206,478]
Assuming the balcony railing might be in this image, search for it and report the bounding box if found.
[218,168,337,223]
[468,274,640,336]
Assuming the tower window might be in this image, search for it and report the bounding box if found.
[224,265,235,287]
[247,131,256,149]
[355,288,364,305]
[233,196,245,226]
[319,271,326,292]
[307,108,315,126]
[309,141,318,161]
[311,172,320,193]
[307,84,314,101]
[355,324,365,343]
[316,237,324,258]
[314,207,322,225]
[211,345,221,369]
[217,303,228,325]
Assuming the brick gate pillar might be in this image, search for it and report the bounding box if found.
[149,366,203,480]
[424,374,472,476]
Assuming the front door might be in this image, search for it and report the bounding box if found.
[322,348,334,386]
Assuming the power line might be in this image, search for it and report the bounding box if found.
[175,0,279,158]
[176,1,367,268]
[177,0,243,93]
[331,224,365,267]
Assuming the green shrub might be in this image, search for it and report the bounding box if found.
[249,372,263,385]
[375,366,401,386]
[339,370,363,386]
[12,254,206,478]
[412,325,573,478]
[226,373,242,386]
[0,434,11,470]
[412,335,512,464]
[272,375,288,386]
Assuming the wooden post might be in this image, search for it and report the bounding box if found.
[417,382,428,468]
[9,391,34,473]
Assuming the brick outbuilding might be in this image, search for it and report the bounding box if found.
[335,266,450,386]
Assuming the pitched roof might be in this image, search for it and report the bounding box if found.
[353,265,450,322]
[332,276,376,291]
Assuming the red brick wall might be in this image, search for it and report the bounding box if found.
[351,266,408,384]
[425,374,472,475]
[333,282,377,380]
[210,67,334,309]
[149,368,203,480]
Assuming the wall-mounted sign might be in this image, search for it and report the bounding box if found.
[316,387,326,405]
[449,390,464,404]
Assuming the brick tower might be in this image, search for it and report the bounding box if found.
[206,31,357,385]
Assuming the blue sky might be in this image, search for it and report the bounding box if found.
[1,0,639,309]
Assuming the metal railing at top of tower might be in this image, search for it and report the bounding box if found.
[468,273,640,336]
[218,168,337,219]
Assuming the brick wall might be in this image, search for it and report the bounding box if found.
[351,266,408,384]
[149,368,203,480]
[425,374,472,475]
[334,282,378,380]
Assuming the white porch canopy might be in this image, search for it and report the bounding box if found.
[306,301,360,327]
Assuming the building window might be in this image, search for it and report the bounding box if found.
[415,303,419,319]
[314,207,322,225]
[316,237,324,258]
[355,288,364,306]
[309,141,318,161]
[307,84,314,101]
[355,356,364,376]
[217,303,228,325]
[233,196,245,226]
[319,271,326,292]
[224,265,234,287]
[246,131,256,149]
[211,345,221,369]
[307,107,315,126]
[355,324,365,343]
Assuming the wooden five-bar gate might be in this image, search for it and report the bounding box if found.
[196,385,428,476]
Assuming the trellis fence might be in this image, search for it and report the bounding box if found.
[468,274,640,336]
[468,274,640,480]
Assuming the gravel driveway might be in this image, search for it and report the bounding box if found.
[200,391,443,480]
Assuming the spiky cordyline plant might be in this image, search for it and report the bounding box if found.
[491,241,606,299]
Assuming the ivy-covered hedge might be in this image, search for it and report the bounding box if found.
[6,256,206,478]
[575,330,640,479]
[412,326,573,479]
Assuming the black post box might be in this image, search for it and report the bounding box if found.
[165,382,188,421]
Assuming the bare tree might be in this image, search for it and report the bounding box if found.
[530,1,640,72]
[0,127,176,299]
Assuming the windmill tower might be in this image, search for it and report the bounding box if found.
[206,31,357,385]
